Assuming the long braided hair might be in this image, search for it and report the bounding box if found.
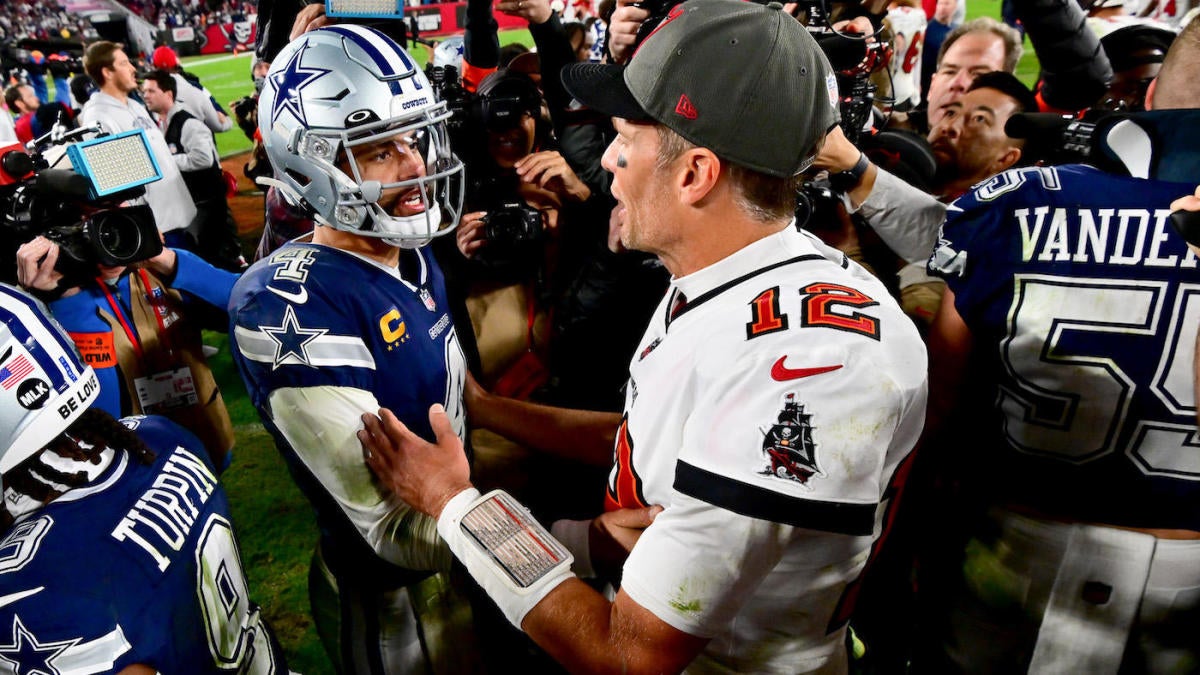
[1,409,156,530]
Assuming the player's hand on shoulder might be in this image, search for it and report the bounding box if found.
[590,504,663,580]
[360,404,472,518]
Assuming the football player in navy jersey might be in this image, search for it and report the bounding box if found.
[0,283,285,674]
[919,16,1200,673]
[228,25,475,675]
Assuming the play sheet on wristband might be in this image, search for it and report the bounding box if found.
[461,492,571,589]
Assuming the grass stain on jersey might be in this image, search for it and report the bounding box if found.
[669,581,703,614]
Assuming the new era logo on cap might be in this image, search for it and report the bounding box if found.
[675,94,698,120]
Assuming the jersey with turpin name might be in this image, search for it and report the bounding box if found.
[614,227,927,672]
[228,242,466,576]
[929,164,1200,529]
[0,416,281,674]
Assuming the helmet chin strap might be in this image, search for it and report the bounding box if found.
[379,202,442,249]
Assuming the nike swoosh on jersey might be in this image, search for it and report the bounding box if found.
[770,357,843,381]
[0,587,44,609]
[267,284,309,304]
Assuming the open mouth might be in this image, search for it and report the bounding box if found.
[389,187,427,216]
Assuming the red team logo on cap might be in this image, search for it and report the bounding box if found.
[674,94,698,120]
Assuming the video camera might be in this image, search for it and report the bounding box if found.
[0,126,164,288]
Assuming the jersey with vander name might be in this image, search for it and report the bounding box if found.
[228,242,466,578]
[929,164,1200,530]
[0,415,281,674]
[614,227,928,673]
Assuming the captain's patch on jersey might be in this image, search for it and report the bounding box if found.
[759,393,824,488]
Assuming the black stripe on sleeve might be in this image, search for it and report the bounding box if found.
[674,461,878,536]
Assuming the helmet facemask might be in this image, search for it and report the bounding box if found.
[259,26,466,249]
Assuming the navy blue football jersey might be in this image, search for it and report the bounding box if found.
[0,416,282,674]
[228,242,467,578]
[930,164,1200,529]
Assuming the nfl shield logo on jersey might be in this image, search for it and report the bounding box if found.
[419,289,436,312]
[760,393,823,487]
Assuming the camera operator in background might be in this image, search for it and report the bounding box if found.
[81,41,198,250]
[911,15,1200,672]
[142,70,247,273]
[454,0,668,409]
[230,58,273,188]
[5,83,75,145]
[14,225,239,472]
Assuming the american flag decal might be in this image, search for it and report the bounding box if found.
[0,354,34,389]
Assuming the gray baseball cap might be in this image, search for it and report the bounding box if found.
[561,0,841,177]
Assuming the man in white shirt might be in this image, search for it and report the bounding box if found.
[81,41,197,248]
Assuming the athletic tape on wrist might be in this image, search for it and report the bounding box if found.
[438,488,575,627]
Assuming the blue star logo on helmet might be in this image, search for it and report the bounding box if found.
[269,41,332,127]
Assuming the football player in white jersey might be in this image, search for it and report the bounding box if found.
[358,1,928,672]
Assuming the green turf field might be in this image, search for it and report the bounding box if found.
[205,8,1035,672]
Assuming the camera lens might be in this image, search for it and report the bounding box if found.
[93,211,143,262]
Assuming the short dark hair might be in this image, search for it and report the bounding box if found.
[968,71,1038,114]
[4,85,24,112]
[145,69,177,100]
[83,40,124,87]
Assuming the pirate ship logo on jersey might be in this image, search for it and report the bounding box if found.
[760,393,824,487]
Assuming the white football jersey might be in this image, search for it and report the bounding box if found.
[613,226,928,673]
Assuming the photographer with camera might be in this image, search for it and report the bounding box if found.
[911,16,1200,672]
[14,229,239,472]
[80,41,197,250]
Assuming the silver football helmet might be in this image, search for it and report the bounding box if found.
[0,283,99,476]
[258,25,465,248]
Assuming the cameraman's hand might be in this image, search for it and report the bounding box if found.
[608,0,651,64]
[290,3,332,40]
[140,247,178,279]
[456,211,489,259]
[516,151,591,202]
[16,237,75,297]
[832,16,875,38]
[497,0,553,25]
[813,125,862,173]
